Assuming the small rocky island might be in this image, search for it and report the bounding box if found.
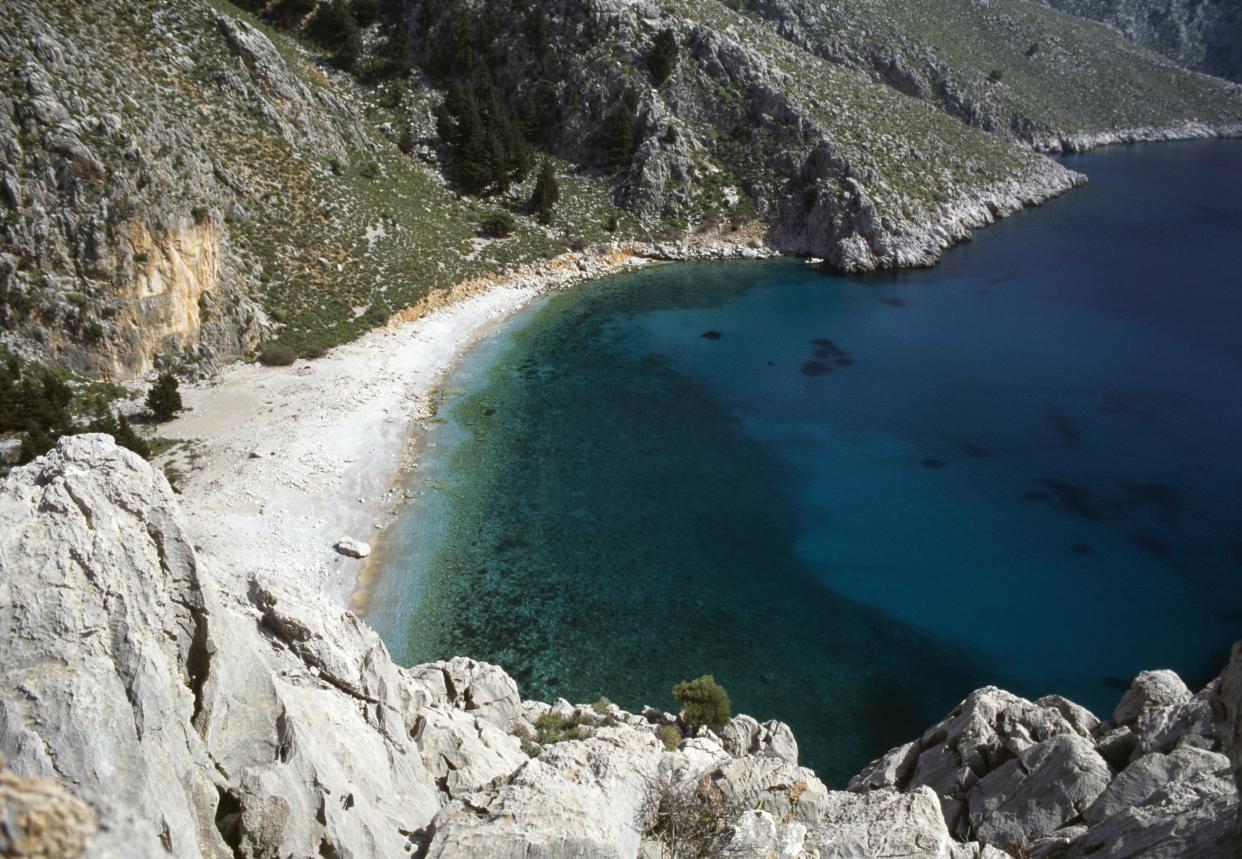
[1,435,1239,857]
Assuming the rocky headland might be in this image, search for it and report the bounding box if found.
[1,434,1239,857]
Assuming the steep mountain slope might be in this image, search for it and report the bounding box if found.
[743,0,1242,145]
[1,0,1239,382]
[1038,0,1242,82]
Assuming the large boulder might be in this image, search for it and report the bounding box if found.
[850,687,1094,836]
[0,435,230,857]
[0,437,522,858]
[966,734,1112,849]
[1113,670,1192,728]
[807,786,965,858]
[1210,641,1242,798]
[1062,749,1238,858]
[421,727,664,858]
[1084,746,1231,826]
[719,714,799,765]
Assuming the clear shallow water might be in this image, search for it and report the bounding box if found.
[369,141,1242,786]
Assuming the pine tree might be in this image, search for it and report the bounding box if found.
[146,372,182,422]
[307,0,361,70]
[87,406,150,459]
[530,160,560,225]
[603,90,640,169]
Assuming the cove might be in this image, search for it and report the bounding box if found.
[368,140,1242,787]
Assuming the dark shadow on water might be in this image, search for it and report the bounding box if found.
[1039,480,1105,522]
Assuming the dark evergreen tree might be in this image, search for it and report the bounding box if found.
[146,372,182,422]
[648,28,680,86]
[307,0,361,70]
[352,0,380,27]
[603,89,640,168]
[530,160,560,225]
[87,406,150,460]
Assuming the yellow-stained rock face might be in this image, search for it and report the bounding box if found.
[123,217,218,334]
[81,218,224,379]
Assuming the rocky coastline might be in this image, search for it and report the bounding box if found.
[1,434,1239,858]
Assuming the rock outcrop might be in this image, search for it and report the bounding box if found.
[853,673,1241,857]
[1,435,1239,857]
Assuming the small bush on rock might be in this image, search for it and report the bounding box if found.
[672,675,731,730]
[658,724,683,751]
[643,774,744,857]
[258,344,297,366]
[533,711,591,745]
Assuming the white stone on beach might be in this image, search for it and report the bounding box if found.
[334,537,371,558]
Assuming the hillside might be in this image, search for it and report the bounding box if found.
[1038,0,1242,82]
[0,0,1238,390]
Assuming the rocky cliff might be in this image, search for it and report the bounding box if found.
[2,0,1241,380]
[1,434,1239,858]
[1038,0,1242,83]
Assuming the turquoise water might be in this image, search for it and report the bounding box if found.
[369,141,1242,786]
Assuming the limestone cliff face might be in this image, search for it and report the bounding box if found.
[34,217,262,378]
[0,435,1239,858]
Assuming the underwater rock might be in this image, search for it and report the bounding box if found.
[810,338,846,356]
[1120,481,1181,516]
[801,361,832,377]
[702,330,723,340]
[1047,413,1083,448]
[1040,480,1103,522]
[1133,535,1172,557]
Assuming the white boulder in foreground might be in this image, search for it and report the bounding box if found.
[334,536,372,558]
[0,436,1239,858]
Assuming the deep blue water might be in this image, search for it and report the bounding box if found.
[369,140,1242,786]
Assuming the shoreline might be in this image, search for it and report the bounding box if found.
[160,236,776,608]
[157,132,1240,616]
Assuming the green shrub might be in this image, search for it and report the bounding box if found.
[657,724,683,751]
[533,711,591,745]
[258,344,297,366]
[306,0,361,70]
[672,675,731,729]
[480,211,516,238]
[146,372,182,422]
[592,697,612,715]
